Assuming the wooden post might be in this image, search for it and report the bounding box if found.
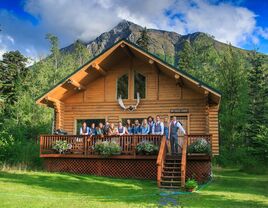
[133,135,137,158]
[84,136,87,156]
[40,135,43,156]
[181,134,188,188]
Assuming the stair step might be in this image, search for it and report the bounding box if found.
[165,162,181,165]
[159,185,180,189]
[162,175,181,179]
[161,180,181,184]
[166,154,181,159]
[164,166,181,170]
[163,171,181,174]
[166,158,181,161]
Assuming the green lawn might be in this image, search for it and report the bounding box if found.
[0,167,267,208]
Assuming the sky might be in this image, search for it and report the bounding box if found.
[0,0,268,61]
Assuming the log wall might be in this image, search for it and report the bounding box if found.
[57,58,219,155]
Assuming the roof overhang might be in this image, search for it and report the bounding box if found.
[36,39,221,107]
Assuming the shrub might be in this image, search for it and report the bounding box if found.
[188,138,211,154]
[52,140,72,154]
[185,178,198,191]
[94,141,121,157]
[136,140,159,155]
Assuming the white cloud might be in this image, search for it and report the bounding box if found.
[7,35,15,44]
[1,0,268,59]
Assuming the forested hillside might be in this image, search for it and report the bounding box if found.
[0,20,267,171]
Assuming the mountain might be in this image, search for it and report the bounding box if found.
[62,20,254,67]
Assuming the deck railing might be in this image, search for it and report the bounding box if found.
[40,134,163,158]
[181,135,188,187]
[187,134,212,151]
[156,136,167,187]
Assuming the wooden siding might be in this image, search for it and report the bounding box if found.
[208,105,219,155]
[60,58,219,155]
[54,101,65,130]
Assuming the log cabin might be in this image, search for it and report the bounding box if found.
[36,39,221,189]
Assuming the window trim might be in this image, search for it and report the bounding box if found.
[74,116,107,135]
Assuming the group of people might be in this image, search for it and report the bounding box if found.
[80,116,186,154]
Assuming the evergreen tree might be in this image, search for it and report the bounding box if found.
[245,51,268,162]
[0,51,28,104]
[137,27,150,51]
[218,45,247,149]
[73,40,90,66]
[177,34,220,87]
[46,33,60,84]
[178,40,193,71]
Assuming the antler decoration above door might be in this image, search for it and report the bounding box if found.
[118,93,140,111]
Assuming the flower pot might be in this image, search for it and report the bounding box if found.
[186,187,196,192]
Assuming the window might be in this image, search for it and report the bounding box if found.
[122,118,144,126]
[117,74,128,99]
[134,72,146,99]
[76,119,105,134]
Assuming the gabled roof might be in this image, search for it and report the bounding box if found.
[36,39,221,105]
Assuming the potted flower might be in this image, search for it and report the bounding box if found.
[136,140,159,155]
[94,141,121,157]
[188,138,211,155]
[52,140,72,154]
[185,178,198,192]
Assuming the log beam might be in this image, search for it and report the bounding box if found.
[149,59,161,74]
[67,79,86,90]
[121,43,135,58]
[175,74,184,87]
[149,60,160,100]
[91,63,107,76]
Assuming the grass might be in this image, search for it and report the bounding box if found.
[0,167,267,208]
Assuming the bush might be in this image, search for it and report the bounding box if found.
[94,141,121,157]
[188,138,211,154]
[185,178,198,191]
[136,140,159,155]
[52,140,72,154]
[0,130,42,169]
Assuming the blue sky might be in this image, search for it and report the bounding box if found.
[0,0,268,61]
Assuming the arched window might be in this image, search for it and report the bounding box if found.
[117,74,128,99]
[134,72,146,99]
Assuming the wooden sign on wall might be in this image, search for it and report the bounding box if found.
[170,109,189,113]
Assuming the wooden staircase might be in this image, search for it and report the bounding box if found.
[157,135,188,189]
[159,155,182,189]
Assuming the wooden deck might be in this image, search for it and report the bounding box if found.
[40,134,163,159]
[40,134,212,187]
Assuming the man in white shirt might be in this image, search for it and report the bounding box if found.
[169,116,186,155]
[152,115,164,135]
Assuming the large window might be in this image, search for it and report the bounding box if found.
[134,72,146,99]
[122,118,144,126]
[117,74,128,99]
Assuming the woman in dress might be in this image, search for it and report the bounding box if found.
[96,122,104,136]
[125,119,133,135]
[141,119,150,135]
[147,116,155,134]
[117,121,126,135]
[133,119,141,134]
[108,123,117,136]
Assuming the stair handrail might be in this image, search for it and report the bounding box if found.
[156,136,167,187]
[181,134,188,187]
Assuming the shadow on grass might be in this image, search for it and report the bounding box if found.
[179,192,268,208]
[0,168,267,207]
[211,168,268,198]
[0,170,161,206]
